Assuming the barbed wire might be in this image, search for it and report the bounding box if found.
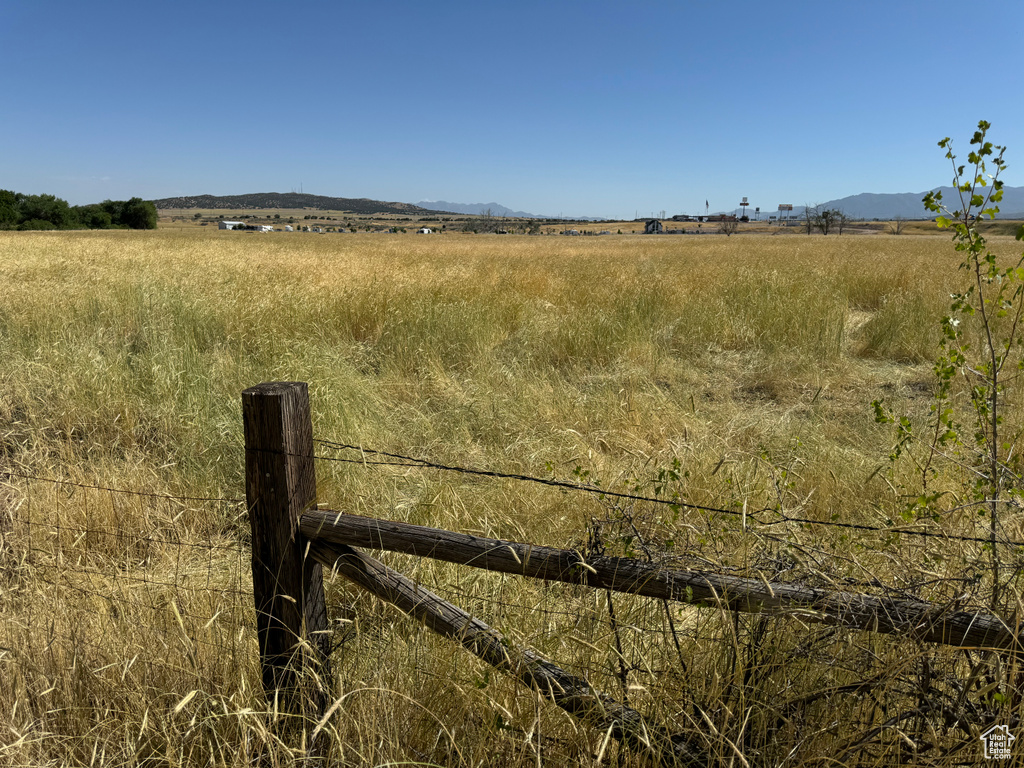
[11,586,249,657]
[18,518,246,554]
[22,545,252,599]
[2,469,246,504]
[5,439,1022,605]
[8,443,1020,553]
[312,439,1024,548]
[3,470,252,662]
[30,572,251,638]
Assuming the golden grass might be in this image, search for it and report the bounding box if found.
[1,229,1022,766]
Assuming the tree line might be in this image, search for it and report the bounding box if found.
[0,190,158,231]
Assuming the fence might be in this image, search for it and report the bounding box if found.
[0,463,256,764]
[1,475,250,667]
[243,382,1024,765]
[3,380,1021,764]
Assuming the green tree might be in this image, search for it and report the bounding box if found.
[118,197,158,229]
[101,199,126,225]
[99,198,157,229]
[19,219,57,230]
[74,204,113,229]
[924,122,1024,611]
[875,120,1024,612]
[20,193,75,229]
[0,189,20,229]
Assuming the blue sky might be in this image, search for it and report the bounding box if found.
[3,0,1022,218]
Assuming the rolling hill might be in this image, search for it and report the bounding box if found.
[152,192,446,216]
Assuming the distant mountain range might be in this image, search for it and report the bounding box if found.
[416,200,545,218]
[749,186,1024,220]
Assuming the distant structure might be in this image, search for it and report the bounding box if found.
[417,227,432,234]
[219,221,273,232]
[644,219,664,234]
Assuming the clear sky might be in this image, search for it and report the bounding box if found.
[3,0,1022,219]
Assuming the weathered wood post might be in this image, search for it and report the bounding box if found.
[242,382,331,723]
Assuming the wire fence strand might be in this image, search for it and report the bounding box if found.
[2,471,253,670]
[312,439,1024,549]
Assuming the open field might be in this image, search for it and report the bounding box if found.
[1,229,1022,766]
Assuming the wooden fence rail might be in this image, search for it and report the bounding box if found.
[243,381,1023,763]
[300,508,1024,651]
[306,537,707,766]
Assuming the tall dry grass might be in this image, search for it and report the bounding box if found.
[1,229,1022,766]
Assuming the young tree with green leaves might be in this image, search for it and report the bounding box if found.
[876,121,1024,612]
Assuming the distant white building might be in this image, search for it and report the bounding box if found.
[219,221,244,230]
[417,227,432,234]
[284,225,294,232]
[255,225,274,232]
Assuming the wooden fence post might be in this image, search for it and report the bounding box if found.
[242,382,331,721]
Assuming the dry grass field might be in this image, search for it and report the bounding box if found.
[1,228,1022,766]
